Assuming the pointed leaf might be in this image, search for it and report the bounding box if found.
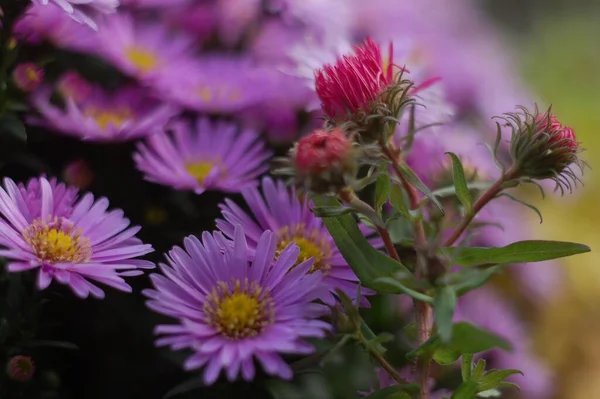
[450,266,506,296]
[373,277,433,303]
[446,240,591,267]
[313,196,413,293]
[312,205,354,217]
[375,174,391,216]
[445,152,473,214]
[450,323,512,354]
[451,381,479,399]
[397,163,444,214]
[21,340,79,350]
[390,183,411,220]
[477,369,523,392]
[434,286,457,343]
[499,193,543,223]
[433,347,461,365]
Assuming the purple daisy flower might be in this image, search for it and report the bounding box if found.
[133,118,271,195]
[0,176,154,299]
[154,56,274,114]
[31,0,118,30]
[216,177,377,306]
[94,13,195,84]
[30,81,179,142]
[144,227,331,384]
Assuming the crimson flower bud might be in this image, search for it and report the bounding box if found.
[505,107,583,192]
[6,355,35,382]
[290,128,358,194]
[12,63,43,92]
[315,38,412,142]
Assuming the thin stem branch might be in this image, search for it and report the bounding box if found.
[337,189,401,263]
[443,168,517,247]
[368,346,410,385]
[381,142,431,399]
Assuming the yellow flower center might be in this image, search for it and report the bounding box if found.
[83,107,132,130]
[185,161,225,184]
[125,47,159,73]
[276,224,332,274]
[204,279,274,339]
[23,218,92,264]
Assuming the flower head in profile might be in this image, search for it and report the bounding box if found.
[155,56,273,114]
[315,38,412,141]
[133,118,271,195]
[503,106,584,193]
[0,176,154,299]
[217,177,376,306]
[95,13,194,84]
[31,0,118,30]
[144,227,331,384]
[31,79,179,142]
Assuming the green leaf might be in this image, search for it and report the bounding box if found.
[396,163,444,214]
[431,182,494,199]
[390,183,411,220]
[375,174,391,216]
[477,369,523,392]
[446,240,591,267]
[363,386,415,399]
[373,277,434,303]
[461,354,474,381]
[450,266,506,296]
[451,381,479,399]
[313,196,413,293]
[450,323,512,354]
[0,113,26,141]
[499,193,543,223]
[163,375,204,398]
[311,205,354,217]
[434,286,457,343]
[471,359,487,380]
[433,347,461,365]
[445,152,473,214]
[406,336,441,360]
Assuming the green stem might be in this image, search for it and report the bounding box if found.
[443,167,518,247]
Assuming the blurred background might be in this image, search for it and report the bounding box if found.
[486,0,600,398]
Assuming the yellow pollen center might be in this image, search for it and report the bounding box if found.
[196,86,242,102]
[204,279,274,339]
[25,68,38,82]
[23,218,92,264]
[84,107,132,130]
[276,224,332,274]
[125,47,159,73]
[185,161,225,184]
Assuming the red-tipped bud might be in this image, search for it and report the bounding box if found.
[315,38,412,142]
[505,107,583,192]
[290,128,358,194]
[12,63,43,92]
[6,355,35,382]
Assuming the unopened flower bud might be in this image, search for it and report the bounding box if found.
[6,355,35,382]
[12,63,43,92]
[315,38,412,142]
[506,107,583,192]
[291,128,358,194]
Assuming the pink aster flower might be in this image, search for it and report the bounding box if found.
[94,13,195,84]
[144,227,331,384]
[31,0,118,30]
[155,56,274,114]
[315,37,395,121]
[6,355,35,382]
[133,118,271,195]
[12,63,44,92]
[216,177,376,306]
[15,3,99,52]
[0,176,154,299]
[30,80,179,142]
